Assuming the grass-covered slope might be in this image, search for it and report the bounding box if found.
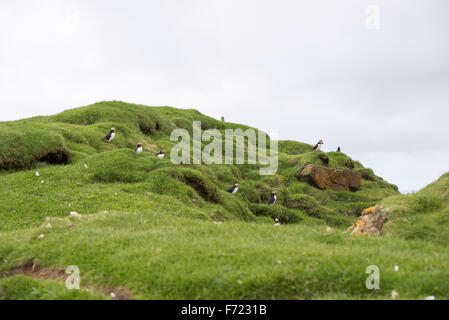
[0,101,398,232]
[382,172,449,246]
[4,101,446,300]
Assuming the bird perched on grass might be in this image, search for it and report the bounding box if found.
[337,146,341,152]
[156,150,165,159]
[103,127,116,145]
[136,142,143,153]
[227,183,240,194]
[268,191,277,205]
[274,218,280,226]
[312,140,324,151]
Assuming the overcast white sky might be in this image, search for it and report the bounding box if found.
[1,0,448,192]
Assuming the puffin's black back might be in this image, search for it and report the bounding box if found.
[103,132,112,141]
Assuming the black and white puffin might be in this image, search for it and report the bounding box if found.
[337,147,341,152]
[312,140,324,151]
[156,150,165,159]
[103,127,116,143]
[226,183,240,194]
[268,191,277,205]
[136,142,143,153]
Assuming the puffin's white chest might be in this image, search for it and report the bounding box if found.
[109,132,115,141]
[316,144,321,151]
[136,147,143,153]
[157,153,165,159]
[232,187,238,194]
[273,195,277,203]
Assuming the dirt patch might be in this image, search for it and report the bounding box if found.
[0,261,66,281]
[0,261,132,300]
[106,288,133,300]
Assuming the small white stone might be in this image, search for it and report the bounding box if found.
[41,180,45,184]
[425,296,435,300]
[326,226,334,233]
[114,193,118,196]
[394,265,399,272]
[38,234,45,240]
[110,292,116,298]
[391,290,399,300]
[84,164,88,169]
[35,171,40,177]
[45,223,52,229]
[70,211,82,219]
[213,221,223,225]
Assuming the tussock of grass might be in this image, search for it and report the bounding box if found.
[250,203,306,224]
[172,168,222,203]
[285,194,323,218]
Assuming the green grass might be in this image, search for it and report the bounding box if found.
[1,100,446,300]
[0,275,108,300]
[1,210,448,300]
[382,172,449,246]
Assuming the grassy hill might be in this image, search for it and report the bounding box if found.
[382,172,449,246]
[0,101,447,300]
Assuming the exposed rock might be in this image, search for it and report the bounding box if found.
[346,205,389,236]
[318,153,329,165]
[299,164,361,191]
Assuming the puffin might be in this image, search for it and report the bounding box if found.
[268,191,277,205]
[337,147,341,152]
[274,218,280,226]
[136,142,143,153]
[103,128,116,144]
[312,140,324,151]
[226,183,240,194]
[156,150,165,159]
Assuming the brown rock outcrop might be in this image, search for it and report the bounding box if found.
[299,164,361,191]
[346,205,389,236]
